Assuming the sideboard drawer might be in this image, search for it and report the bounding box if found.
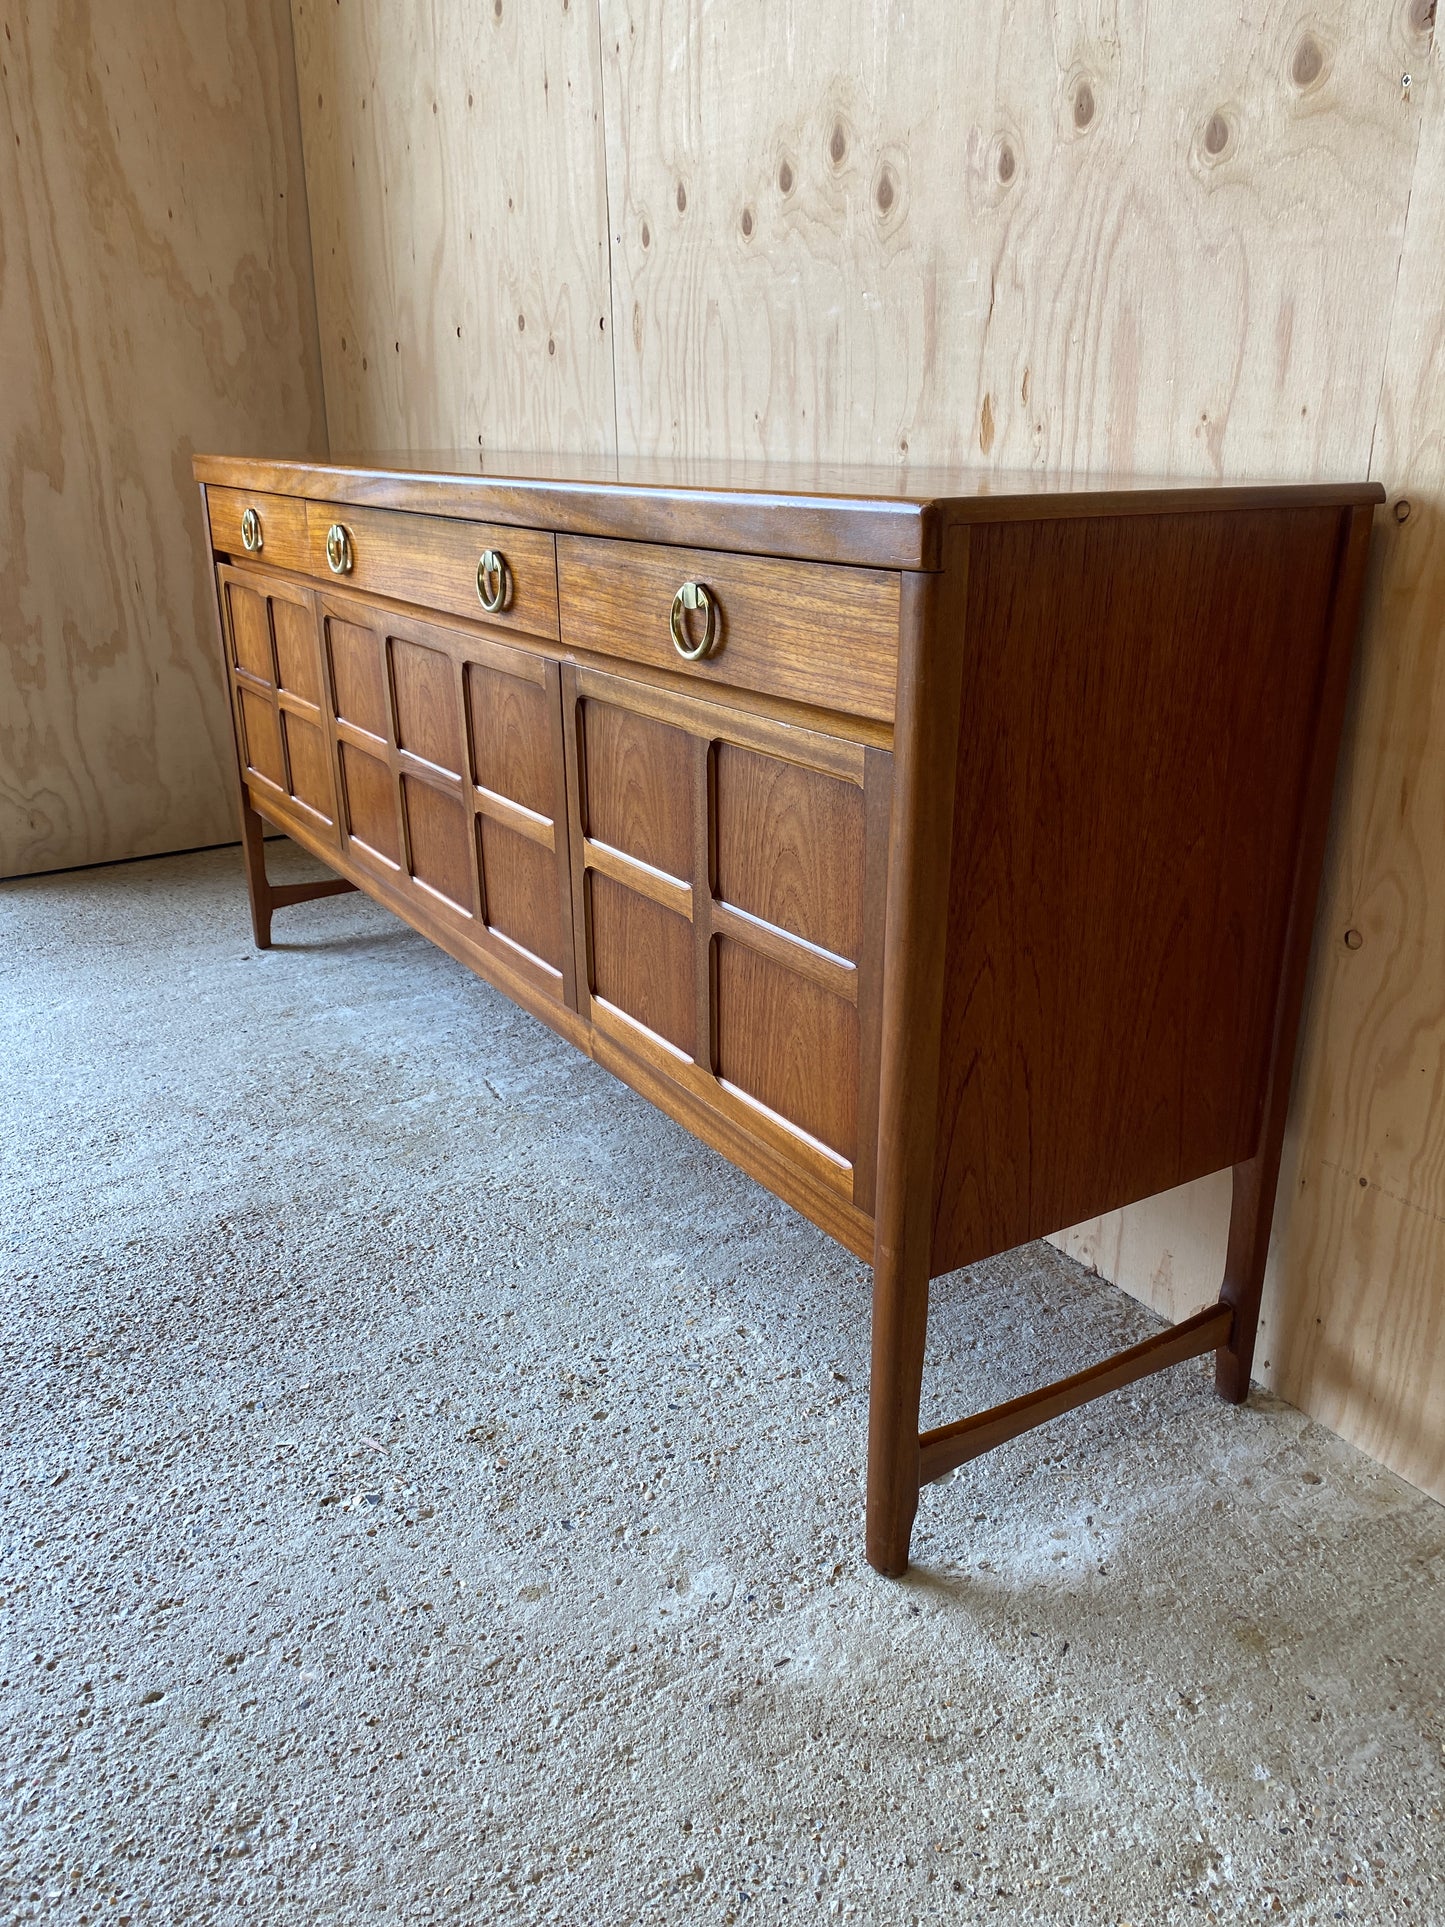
[207,487,310,573]
[556,537,900,723]
[304,503,559,640]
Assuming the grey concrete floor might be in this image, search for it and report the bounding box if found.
[3,842,1444,1926]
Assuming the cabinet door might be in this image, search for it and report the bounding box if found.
[216,564,339,846]
[564,665,891,1216]
[318,589,575,1004]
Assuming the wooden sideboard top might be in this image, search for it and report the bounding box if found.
[194,450,1384,570]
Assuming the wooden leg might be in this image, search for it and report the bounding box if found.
[866,1240,929,1577]
[1214,505,1376,1406]
[1215,1152,1277,1403]
[238,791,274,949]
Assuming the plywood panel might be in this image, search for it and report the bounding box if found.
[598,0,1417,474]
[0,0,326,876]
[290,0,615,456]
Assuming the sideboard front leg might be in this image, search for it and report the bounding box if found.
[864,530,972,1577]
[866,1240,929,1576]
[238,792,275,950]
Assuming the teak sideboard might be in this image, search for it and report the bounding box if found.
[194,451,1381,1575]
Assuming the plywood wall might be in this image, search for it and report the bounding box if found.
[283,0,1443,1501]
[0,0,326,878]
[290,0,615,455]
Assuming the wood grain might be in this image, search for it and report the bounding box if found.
[714,938,859,1161]
[581,700,696,880]
[402,774,475,916]
[303,502,559,638]
[714,744,865,959]
[598,0,1416,477]
[289,0,615,457]
[207,487,311,575]
[558,535,900,721]
[931,507,1343,1270]
[1,0,325,875]
[391,636,464,775]
[589,870,696,1056]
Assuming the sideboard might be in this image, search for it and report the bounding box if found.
[193,451,1381,1575]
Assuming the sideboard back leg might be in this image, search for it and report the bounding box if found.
[1214,503,1375,1404]
[1215,1155,1276,1402]
[238,792,275,950]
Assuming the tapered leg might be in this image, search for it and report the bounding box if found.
[1214,505,1377,1406]
[1215,1153,1277,1403]
[866,1239,930,1576]
[238,791,274,949]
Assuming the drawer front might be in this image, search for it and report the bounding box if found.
[557,537,901,723]
[305,503,559,639]
[207,487,310,573]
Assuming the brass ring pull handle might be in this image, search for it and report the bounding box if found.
[476,548,508,614]
[240,506,263,554]
[325,522,353,575]
[669,580,717,661]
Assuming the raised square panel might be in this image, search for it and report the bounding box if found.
[479,817,560,970]
[282,712,334,821]
[228,582,274,683]
[582,701,692,879]
[715,938,858,1162]
[714,746,864,962]
[238,687,284,788]
[589,871,693,1054]
[328,617,388,739]
[339,742,399,865]
[403,775,474,913]
[392,637,462,775]
[467,663,555,817]
[273,599,320,705]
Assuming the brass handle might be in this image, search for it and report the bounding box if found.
[669,580,717,661]
[240,506,263,554]
[476,549,508,614]
[325,523,352,575]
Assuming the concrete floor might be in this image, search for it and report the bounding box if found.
[3,842,1444,1926]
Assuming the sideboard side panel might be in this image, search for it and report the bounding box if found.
[930,505,1348,1273]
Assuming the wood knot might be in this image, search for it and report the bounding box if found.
[1202,111,1232,159]
[1291,34,1325,88]
[1073,80,1095,130]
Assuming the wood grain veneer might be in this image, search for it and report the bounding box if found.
[198,455,1381,1575]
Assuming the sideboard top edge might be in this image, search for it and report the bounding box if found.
[194,452,1385,570]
